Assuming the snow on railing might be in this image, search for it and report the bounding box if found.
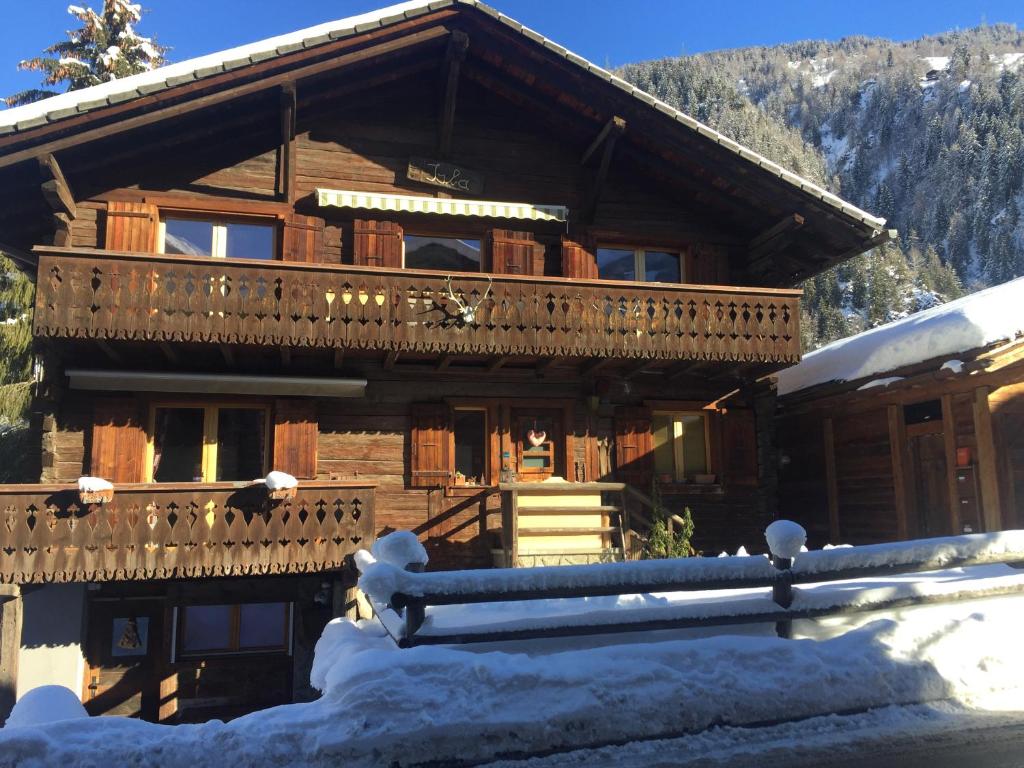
[358,524,1024,647]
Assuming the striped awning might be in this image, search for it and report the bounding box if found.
[316,188,568,223]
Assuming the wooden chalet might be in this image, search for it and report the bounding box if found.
[0,0,887,723]
[777,278,1024,547]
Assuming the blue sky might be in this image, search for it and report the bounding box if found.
[1,0,1021,103]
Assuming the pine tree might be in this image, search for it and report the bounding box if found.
[5,1,166,107]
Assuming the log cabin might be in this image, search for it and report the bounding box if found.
[776,277,1024,547]
[0,0,888,723]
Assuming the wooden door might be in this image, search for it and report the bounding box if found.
[83,599,164,721]
[907,429,951,538]
[513,409,563,481]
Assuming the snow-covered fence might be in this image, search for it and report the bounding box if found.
[357,525,1024,647]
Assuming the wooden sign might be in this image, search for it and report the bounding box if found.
[407,157,484,195]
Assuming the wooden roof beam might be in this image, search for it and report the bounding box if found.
[582,116,626,225]
[278,84,296,203]
[38,154,76,220]
[438,30,469,158]
[487,355,509,372]
[749,213,804,260]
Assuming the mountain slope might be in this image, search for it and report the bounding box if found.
[618,24,1024,349]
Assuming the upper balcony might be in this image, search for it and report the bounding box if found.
[33,247,801,367]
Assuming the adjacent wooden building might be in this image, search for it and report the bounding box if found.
[777,278,1024,546]
[0,0,887,723]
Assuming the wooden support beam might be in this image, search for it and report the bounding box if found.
[436,355,454,371]
[535,357,565,377]
[280,346,292,366]
[0,241,35,269]
[96,340,123,365]
[581,117,624,165]
[941,394,959,534]
[622,359,657,380]
[487,356,509,373]
[973,386,1002,531]
[887,404,910,540]
[333,348,346,369]
[437,30,469,158]
[158,342,180,366]
[38,153,76,219]
[218,344,235,366]
[582,116,625,224]
[278,83,297,204]
[578,357,614,378]
[384,350,399,370]
[51,213,72,247]
[823,417,840,543]
[0,585,21,725]
[749,213,805,256]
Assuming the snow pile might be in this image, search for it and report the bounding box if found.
[263,471,297,491]
[765,520,807,559]
[4,586,1024,765]
[77,476,113,494]
[777,276,1024,395]
[370,530,428,569]
[941,359,964,373]
[857,376,903,390]
[5,686,87,728]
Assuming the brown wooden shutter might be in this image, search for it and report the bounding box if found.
[353,220,403,268]
[488,229,544,276]
[561,233,598,279]
[282,213,325,263]
[614,407,654,489]
[722,407,758,486]
[273,399,318,479]
[91,397,147,483]
[104,201,159,252]
[410,403,452,488]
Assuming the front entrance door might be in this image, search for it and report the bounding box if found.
[907,426,951,538]
[83,598,164,721]
[512,409,563,481]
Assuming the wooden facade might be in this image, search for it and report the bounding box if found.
[0,1,888,723]
[778,341,1024,546]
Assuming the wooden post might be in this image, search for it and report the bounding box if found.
[279,83,297,203]
[887,404,910,539]
[771,556,794,639]
[402,562,426,643]
[973,386,1002,531]
[0,585,21,724]
[941,394,960,534]
[823,418,840,543]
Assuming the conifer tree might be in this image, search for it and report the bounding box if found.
[5,1,166,107]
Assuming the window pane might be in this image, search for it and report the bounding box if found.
[453,410,486,484]
[645,251,680,283]
[652,414,675,477]
[225,222,275,260]
[216,408,266,481]
[238,603,287,649]
[596,248,635,281]
[164,219,213,256]
[680,414,708,477]
[182,605,232,652]
[153,408,205,482]
[404,236,481,271]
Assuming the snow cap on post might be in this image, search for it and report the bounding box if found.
[371,530,429,569]
[765,520,807,560]
[5,685,88,728]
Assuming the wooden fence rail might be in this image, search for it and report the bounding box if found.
[367,529,1024,646]
[33,247,801,363]
[0,481,375,584]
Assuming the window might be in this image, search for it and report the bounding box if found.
[596,247,681,283]
[179,603,290,656]
[159,217,276,260]
[150,404,268,482]
[652,411,709,482]
[404,235,481,271]
[453,409,487,485]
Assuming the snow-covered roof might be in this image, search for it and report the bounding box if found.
[777,277,1024,396]
[0,0,886,233]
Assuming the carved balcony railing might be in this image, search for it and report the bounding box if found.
[33,247,802,363]
[0,481,375,584]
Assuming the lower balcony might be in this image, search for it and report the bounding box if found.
[33,247,801,365]
[0,480,375,584]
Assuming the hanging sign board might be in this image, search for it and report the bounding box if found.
[407,157,485,195]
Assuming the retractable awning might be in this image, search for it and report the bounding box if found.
[316,188,568,223]
[66,370,367,398]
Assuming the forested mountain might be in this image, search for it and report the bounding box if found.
[618,23,1024,349]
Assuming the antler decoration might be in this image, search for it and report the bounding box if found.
[443,275,492,325]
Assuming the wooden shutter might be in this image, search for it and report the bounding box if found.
[353,220,403,268]
[282,213,325,263]
[91,398,146,483]
[410,403,451,488]
[488,229,544,276]
[104,201,159,252]
[692,243,729,285]
[722,407,758,486]
[561,233,598,279]
[273,399,318,479]
[614,407,654,488]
